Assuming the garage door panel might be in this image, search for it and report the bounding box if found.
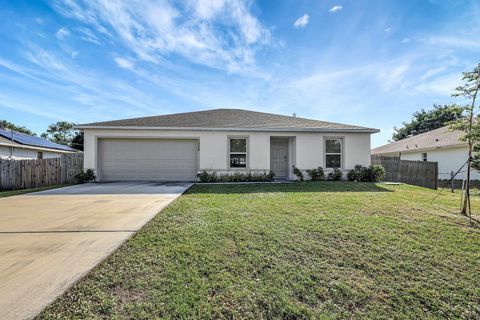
[98,139,198,181]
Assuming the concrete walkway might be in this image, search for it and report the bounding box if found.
[0,182,191,320]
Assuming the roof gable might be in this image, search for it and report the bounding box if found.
[77,108,378,133]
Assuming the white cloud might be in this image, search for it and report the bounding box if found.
[385,27,391,32]
[401,38,411,43]
[51,0,272,74]
[377,63,410,91]
[77,27,102,45]
[71,51,79,59]
[419,67,446,81]
[293,14,309,28]
[428,35,480,49]
[329,5,343,13]
[415,73,461,96]
[55,27,70,39]
[114,57,135,69]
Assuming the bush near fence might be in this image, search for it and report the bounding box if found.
[0,154,83,191]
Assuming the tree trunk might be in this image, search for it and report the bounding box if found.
[460,84,479,216]
[461,141,472,215]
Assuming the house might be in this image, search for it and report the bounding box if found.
[77,109,379,181]
[371,125,478,180]
[0,128,78,160]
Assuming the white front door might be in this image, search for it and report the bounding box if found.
[270,138,289,178]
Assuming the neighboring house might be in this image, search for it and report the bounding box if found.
[371,125,478,180]
[77,109,379,181]
[0,128,78,160]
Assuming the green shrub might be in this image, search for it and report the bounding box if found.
[328,168,343,181]
[347,165,386,182]
[370,165,386,182]
[306,167,325,181]
[197,170,217,183]
[347,165,364,182]
[292,166,304,181]
[197,171,275,183]
[74,169,96,183]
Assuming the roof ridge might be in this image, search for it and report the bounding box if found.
[372,125,463,154]
[78,108,377,132]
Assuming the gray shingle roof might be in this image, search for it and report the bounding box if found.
[371,125,465,155]
[78,108,378,132]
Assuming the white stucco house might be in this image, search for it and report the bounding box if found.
[0,128,78,159]
[77,109,379,181]
[371,125,478,180]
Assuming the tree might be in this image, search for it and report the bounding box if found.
[71,131,84,151]
[392,104,465,141]
[41,121,83,150]
[0,120,36,136]
[449,63,480,219]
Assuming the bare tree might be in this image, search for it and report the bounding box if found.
[450,64,480,219]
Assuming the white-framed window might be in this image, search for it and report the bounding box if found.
[325,138,343,169]
[422,152,427,161]
[37,151,43,160]
[228,137,248,168]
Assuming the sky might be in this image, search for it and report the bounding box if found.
[0,0,479,147]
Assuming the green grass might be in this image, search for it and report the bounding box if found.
[0,184,69,198]
[38,182,480,319]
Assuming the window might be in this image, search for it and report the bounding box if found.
[421,152,427,161]
[37,152,43,160]
[229,137,247,168]
[325,138,342,168]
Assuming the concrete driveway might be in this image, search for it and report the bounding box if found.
[0,182,191,320]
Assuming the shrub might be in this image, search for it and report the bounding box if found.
[347,165,386,182]
[347,165,364,182]
[306,167,325,181]
[370,165,386,182]
[292,166,304,181]
[328,168,343,181]
[197,170,216,183]
[197,171,275,183]
[74,169,96,183]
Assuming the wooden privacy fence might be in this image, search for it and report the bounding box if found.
[371,156,438,189]
[0,154,83,191]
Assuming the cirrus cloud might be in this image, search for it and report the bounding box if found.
[51,0,272,74]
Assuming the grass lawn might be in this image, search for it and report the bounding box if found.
[0,184,69,198]
[38,182,480,319]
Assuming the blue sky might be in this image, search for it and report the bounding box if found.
[0,0,479,147]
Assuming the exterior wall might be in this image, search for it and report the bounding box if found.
[400,146,479,180]
[83,129,373,180]
[0,145,63,159]
[0,145,12,158]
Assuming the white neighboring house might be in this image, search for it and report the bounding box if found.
[0,128,78,160]
[371,125,478,180]
[77,109,379,181]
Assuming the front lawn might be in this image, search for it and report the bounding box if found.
[38,182,480,319]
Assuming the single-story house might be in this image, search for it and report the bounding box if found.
[0,128,78,160]
[371,125,478,180]
[77,109,379,181]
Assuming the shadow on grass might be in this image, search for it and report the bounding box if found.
[188,181,393,194]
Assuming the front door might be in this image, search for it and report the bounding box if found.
[270,138,289,178]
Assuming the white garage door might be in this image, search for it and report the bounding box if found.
[98,138,198,181]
